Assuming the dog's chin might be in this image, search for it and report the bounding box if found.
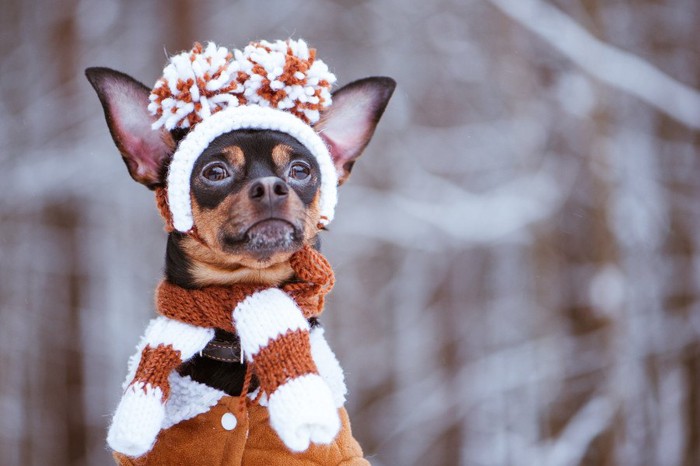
[221,219,302,263]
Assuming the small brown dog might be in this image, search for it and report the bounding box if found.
[87,40,394,465]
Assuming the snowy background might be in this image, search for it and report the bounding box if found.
[2,0,700,465]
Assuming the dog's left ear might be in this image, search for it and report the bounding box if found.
[315,77,396,185]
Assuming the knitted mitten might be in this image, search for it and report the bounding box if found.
[107,317,214,456]
[233,288,340,452]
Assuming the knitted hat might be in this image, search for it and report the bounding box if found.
[148,40,338,233]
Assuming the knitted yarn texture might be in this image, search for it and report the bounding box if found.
[148,40,335,129]
[107,245,342,456]
[156,245,335,329]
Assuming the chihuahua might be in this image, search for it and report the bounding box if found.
[86,40,394,466]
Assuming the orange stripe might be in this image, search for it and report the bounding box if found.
[253,329,318,394]
[132,344,182,399]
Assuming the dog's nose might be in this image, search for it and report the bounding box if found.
[248,177,289,204]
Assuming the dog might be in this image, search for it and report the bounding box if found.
[86,40,394,465]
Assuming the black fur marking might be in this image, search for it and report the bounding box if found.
[164,233,196,289]
[190,130,321,211]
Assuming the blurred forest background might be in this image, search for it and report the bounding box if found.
[1,0,700,465]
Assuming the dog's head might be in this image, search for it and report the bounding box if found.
[86,62,394,286]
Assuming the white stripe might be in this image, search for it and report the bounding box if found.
[166,105,338,232]
[309,326,347,407]
[232,288,309,359]
[267,373,340,452]
[142,316,214,359]
[107,383,165,457]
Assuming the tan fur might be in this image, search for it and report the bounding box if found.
[180,235,296,287]
[271,144,292,168]
[221,146,245,168]
[303,191,322,239]
[191,263,294,287]
[190,191,246,247]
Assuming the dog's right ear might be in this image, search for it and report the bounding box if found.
[86,67,174,189]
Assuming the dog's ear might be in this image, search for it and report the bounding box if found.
[85,67,175,189]
[315,77,396,185]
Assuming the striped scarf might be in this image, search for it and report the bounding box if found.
[108,245,343,456]
[153,245,335,401]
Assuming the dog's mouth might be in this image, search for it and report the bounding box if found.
[221,218,301,260]
[246,219,296,249]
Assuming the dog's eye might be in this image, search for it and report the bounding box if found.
[202,163,230,182]
[288,161,311,181]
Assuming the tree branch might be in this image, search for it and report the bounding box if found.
[486,0,700,129]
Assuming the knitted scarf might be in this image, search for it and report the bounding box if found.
[151,245,335,400]
[156,244,334,330]
[108,245,343,456]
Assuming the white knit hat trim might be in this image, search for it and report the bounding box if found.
[167,105,338,233]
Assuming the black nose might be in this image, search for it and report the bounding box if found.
[248,177,289,204]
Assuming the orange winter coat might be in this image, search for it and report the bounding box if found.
[113,395,369,466]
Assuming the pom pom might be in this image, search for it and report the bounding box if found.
[149,42,242,130]
[238,39,336,124]
[149,39,337,130]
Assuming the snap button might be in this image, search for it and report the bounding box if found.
[221,412,237,431]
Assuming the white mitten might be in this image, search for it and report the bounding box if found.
[106,383,165,457]
[107,317,213,457]
[267,374,341,452]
